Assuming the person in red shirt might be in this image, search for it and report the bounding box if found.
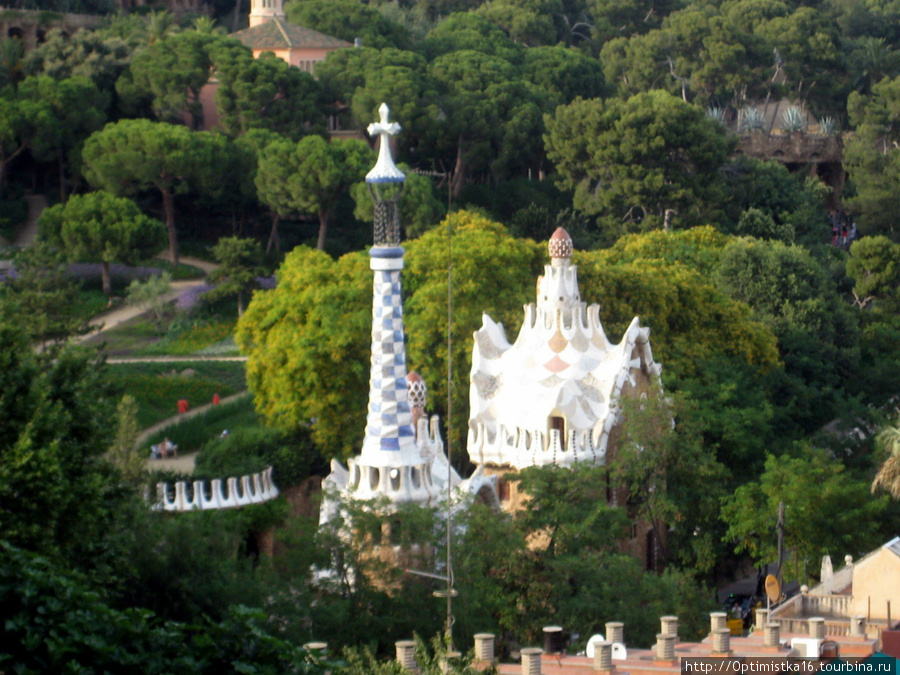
[177,397,189,414]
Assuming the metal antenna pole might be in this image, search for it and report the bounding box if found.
[444,170,454,646]
[410,168,457,647]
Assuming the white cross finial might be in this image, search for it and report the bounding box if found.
[366,103,405,184]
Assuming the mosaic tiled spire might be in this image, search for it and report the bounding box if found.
[360,104,419,466]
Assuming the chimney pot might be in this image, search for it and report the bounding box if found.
[606,622,624,645]
[543,626,566,654]
[712,628,730,654]
[655,633,676,661]
[710,612,727,633]
[521,647,543,675]
[396,640,417,672]
[764,622,780,647]
[593,641,614,671]
[474,633,495,661]
[809,617,826,640]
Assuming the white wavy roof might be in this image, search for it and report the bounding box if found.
[466,237,661,469]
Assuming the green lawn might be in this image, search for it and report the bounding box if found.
[72,289,110,323]
[86,310,239,358]
[105,361,247,428]
[144,395,260,456]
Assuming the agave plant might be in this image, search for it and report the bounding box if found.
[818,116,839,135]
[781,106,806,134]
[738,107,765,133]
[706,107,726,125]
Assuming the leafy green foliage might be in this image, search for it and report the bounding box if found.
[81,118,233,266]
[722,448,888,584]
[115,31,228,127]
[314,47,440,160]
[0,542,331,674]
[0,241,91,345]
[256,135,373,251]
[614,384,729,574]
[544,91,735,242]
[428,49,545,195]
[236,246,371,458]
[0,329,125,573]
[206,236,265,316]
[847,235,900,310]
[720,157,829,246]
[454,465,714,649]
[39,190,166,296]
[736,207,795,242]
[107,394,145,486]
[22,26,132,94]
[475,0,564,46]
[213,49,325,140]
[286,0,412,49]
[713,237,860,435]
[195,424,319,488]
[126,271,172,331]
[16,74,109,199]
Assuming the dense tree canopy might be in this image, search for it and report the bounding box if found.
[256,135,372,251]
[545,91,735,241]
[16,75,108,200]
[81,119,232,266]
[22,27,133,95]
[722,448,888,584]
[713,238,859,435]
[115,31,228,128]
[213,51,325,140]
[0,329,120,567]
[38,190,166,297]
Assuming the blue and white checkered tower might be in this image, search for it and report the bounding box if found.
[347,103,438,506]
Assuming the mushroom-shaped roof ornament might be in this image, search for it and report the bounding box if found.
[549,227,573,261]
[366,103,405,184]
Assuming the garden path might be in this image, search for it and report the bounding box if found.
[9,194,46,247]
[75,255,219,341]
[139,391,251,472]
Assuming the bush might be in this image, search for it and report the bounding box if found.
[148,317,237,355]
[0,195,27,240]
[194,425,319,488]
[0,542,330,673]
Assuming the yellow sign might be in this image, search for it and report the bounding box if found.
[765,574,781,604]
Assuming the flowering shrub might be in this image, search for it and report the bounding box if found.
[175,284,215,311]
